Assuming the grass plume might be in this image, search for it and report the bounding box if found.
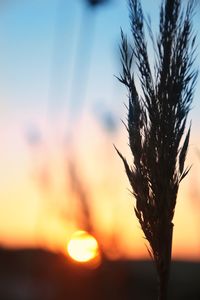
[116,0,198,299]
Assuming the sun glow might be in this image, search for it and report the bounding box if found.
[67,230,100,264]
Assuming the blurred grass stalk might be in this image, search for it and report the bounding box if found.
[116,0,198,299]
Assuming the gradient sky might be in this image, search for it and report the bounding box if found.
[0,0,200,260]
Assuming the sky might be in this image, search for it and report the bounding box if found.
[0,0,200,260]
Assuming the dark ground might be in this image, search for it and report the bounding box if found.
[0,248,199,300]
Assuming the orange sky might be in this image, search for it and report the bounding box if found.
[0,115,200,261]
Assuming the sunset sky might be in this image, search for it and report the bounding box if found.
[0,0,200,260]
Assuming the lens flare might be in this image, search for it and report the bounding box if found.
[67,230,100,264]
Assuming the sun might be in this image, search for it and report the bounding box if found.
[67,230,100,264]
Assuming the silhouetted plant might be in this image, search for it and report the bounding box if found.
[116,0,197,299]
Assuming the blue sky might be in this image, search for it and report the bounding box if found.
[0,0,199,125]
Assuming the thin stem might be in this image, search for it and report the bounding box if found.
[158,271,169,300]
[157,223,173,300]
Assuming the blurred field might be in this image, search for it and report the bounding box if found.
[0,248,199,300]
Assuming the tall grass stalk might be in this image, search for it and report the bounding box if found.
[116,0,197,299]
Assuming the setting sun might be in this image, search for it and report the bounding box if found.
[67,230,100,263]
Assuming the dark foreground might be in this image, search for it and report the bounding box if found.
[0,248,199,300]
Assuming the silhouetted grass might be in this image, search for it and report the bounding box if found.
[116,0,198,299]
